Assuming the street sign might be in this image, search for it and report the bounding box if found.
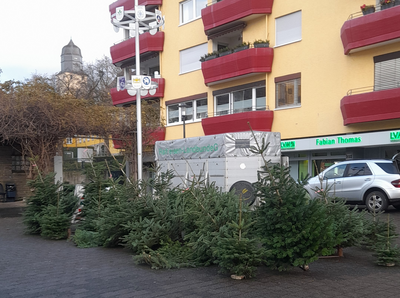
[142,76,151,89]
[136,5,146,20]
[116,6,124,21]
[117,76,126,91]
[132,76,141,89]
[156,10,162,24]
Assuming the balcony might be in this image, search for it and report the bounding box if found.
[201,0,273,36]
[201,110,273,135]
[110,78,165,107]
[201,47,273,86]
[341,5,400,55]
[110,32,164,67]
[109,0,162,15]
[340,87,400,125]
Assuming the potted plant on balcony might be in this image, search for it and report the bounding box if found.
[200,51,219,62]
[233,42,251,53]
[360,4,375,15]
[253,39,270,48]
[218,47,233,57]
[380,0,394,10]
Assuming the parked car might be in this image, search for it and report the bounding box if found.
[304,159,400,212]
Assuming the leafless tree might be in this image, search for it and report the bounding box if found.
[55,56,121,105]
[0,75,162,177]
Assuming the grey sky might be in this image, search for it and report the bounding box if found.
[0,0,122,82]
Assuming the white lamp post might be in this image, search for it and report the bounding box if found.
[179,103,187,138]
[111,2,165,181]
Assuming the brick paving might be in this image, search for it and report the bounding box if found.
[1,201,400,298]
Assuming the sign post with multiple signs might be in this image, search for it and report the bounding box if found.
[111,1,165,181]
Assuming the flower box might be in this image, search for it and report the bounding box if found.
[254,42,270,48]
[361,5,376,15]
[218,49,233,57]
[205,54,218,61]
[233,45,249,53]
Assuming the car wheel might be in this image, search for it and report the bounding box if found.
[365,190,388,212]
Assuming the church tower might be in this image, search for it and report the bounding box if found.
[60,39,83,73]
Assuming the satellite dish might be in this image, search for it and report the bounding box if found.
[149,89,156,96]
[127,89,137,96]
[229,181,256,205]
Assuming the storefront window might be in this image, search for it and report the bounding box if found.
[298,160,309,181]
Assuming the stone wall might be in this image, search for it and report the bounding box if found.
[0,145,31,201]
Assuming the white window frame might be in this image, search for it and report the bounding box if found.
[275,11,302,47]
[180,0,207,25]
[374,53,400,91]
[214,86,266,116]
[166,98,208,126]
[275,78,301,109]
[66,137,73,144]
[180,43,208,74]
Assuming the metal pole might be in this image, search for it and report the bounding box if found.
[135,0,142,181]
[183,116,186,138]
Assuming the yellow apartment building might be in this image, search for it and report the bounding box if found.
[109,0,400,180]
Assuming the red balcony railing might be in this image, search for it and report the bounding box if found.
[340,87,400,125]
[201,110,273,135]
[109,0,162,15]
[201,47,273,86]
[201,0,273,35]
[110,32,164,67]
[110,78,165,107]
[341,5,400,55]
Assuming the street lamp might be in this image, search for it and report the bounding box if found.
[111,2,165,181]
[179,103,187,138]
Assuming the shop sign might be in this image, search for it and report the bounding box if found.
[390,131,400,142]
[281,141,296,150]
[316,136,362,146]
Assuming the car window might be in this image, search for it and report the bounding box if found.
[376,162,399,174]
[346,163,372,177]
[324,164,346,179]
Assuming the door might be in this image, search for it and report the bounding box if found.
[341,162,373,202]
[322,163,347,197]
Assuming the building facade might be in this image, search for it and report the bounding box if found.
[109,0,400,180]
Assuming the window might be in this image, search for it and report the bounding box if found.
[346,163,372,177]
[215,86,266,116]
[324,164,346,179]
[66,137,73,144]
[374,51,400,91]
[376,162,399,174]
[180,43,208,74]
[12,155,30,173]
[167,97,208,125]
[276,11,302,47]
[180,0,207,24]
[275,74,301,109]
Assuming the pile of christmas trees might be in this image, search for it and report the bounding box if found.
[23,136,400,278]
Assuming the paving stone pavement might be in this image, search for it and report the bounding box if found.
[2,201,400,298]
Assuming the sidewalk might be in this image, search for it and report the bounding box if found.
[1,207,400,297]
[0,200,26,218]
